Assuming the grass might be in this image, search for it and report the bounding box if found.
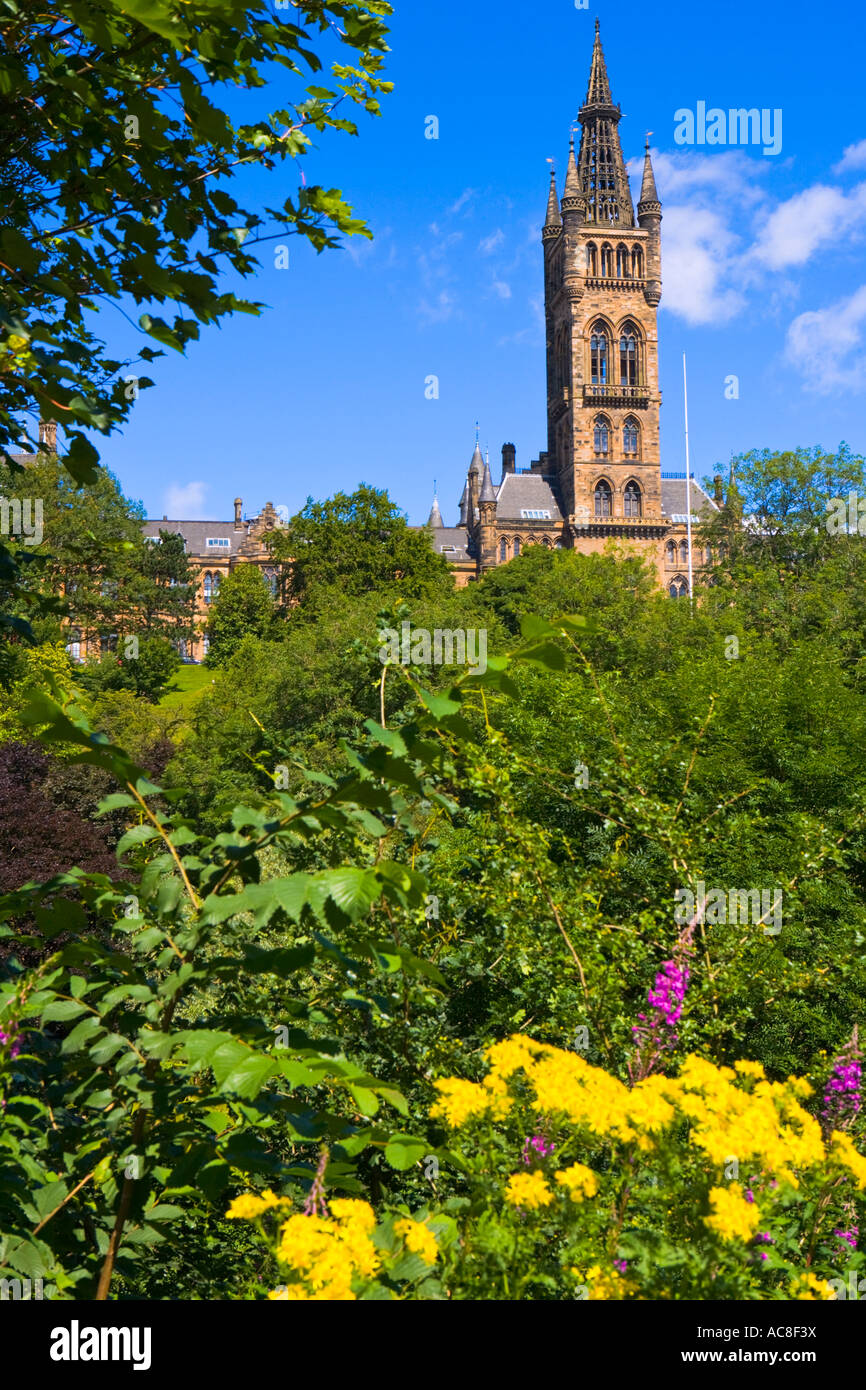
[160,662,214,713]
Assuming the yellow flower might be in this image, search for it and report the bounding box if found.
[579,1264,639,1300]
[554,1162,599,1201]
[831,1131,866,1189]
[734,1060,766,1079]
[704,1184,761,1242]
[430,1077,512,1127]
[275,1203,380,1299]
[790,1273,835,1300]
[395,1217,438,1265]
[226,1189,289,1220]
[505,1171,554,1210]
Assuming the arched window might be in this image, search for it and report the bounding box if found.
[665,540,677,564]
[616,244,629,278]
[594,480,612,518]
[499,537,508,563]
[586,243,597,276]
[600,244,613,276]
[705,547,713,566]
[624,481,642,518]
[263,567,278,598]
[590,324,608,384]
[619,323,639,386]
[632,247,643,278]
[513,537,521,557]
[623,417,640,456]
[679,540,689,565]
[203,572,213,605]
[669,577,689,599]
[593,415,610,454]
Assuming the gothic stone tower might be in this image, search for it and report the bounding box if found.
[543,20,664,543]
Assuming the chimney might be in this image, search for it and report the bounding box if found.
[38,420,57,452]
[234,497,243,529]
[501,442,516,480]
[713,474,724,505]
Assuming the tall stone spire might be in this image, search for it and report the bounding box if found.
[575,21,635,227]
[543,168,562,238]
[585,17,613,106]
[427,494,444,528]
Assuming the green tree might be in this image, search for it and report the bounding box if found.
[131,531,198,647]
[0,0,393,635]
[267,485,454,608]
[206,564,276,667]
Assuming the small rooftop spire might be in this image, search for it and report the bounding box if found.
[427,493,444,528]
[638,138,661,211]
[479,460,496,504]
[543,167,562,234]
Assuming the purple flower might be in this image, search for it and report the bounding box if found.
[613,1260,628,1274]
[834,1227,858,1250]
[521,1132,556,1166]
[629,920,695,1082]
[822,1028,861,1137]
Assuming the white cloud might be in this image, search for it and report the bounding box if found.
[491,279,512,299]
[661,206,745,325]
[834,140,866,175]
[479,229,505,255]
[786,284,866,393]
[418,290,457,325]
[165,482,206,517]
[752,182,866,269]
[448,188,475,216]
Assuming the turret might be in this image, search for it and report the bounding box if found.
[637,140,663,306]
[478,458,497,573]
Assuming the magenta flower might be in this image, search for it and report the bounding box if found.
[822,1028,861,1137]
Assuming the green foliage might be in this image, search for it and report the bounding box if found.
[266,485,455,607]
[205,565,277,667]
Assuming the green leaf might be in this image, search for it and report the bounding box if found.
[41,999,89,1024]
[384,1134,427,1171]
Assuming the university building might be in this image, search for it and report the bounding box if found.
[426,20,719,590]
[12,25,719,666]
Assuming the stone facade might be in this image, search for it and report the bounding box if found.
[427,20,719,594]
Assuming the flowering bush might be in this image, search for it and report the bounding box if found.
[422,1034,865,1299]
[226,1188,455,1301]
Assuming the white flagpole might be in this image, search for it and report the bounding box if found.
[683,353,694,614]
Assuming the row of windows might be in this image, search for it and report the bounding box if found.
[586,243,644,279]
[665,541,714,566]
[202,567,280,604]
[593,415,641,457]
[592,480,642,519]
[498,536,563,562]
[591,322,640,386]
[552,319,645,397]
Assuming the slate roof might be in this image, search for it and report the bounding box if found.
[660,478,717,522]
[142,518,244,556]
[430,526,472,562]
[495,473,563,522]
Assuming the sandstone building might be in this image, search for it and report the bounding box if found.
[427,20,719,592]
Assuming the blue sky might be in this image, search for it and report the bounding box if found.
[96,0,866,527]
